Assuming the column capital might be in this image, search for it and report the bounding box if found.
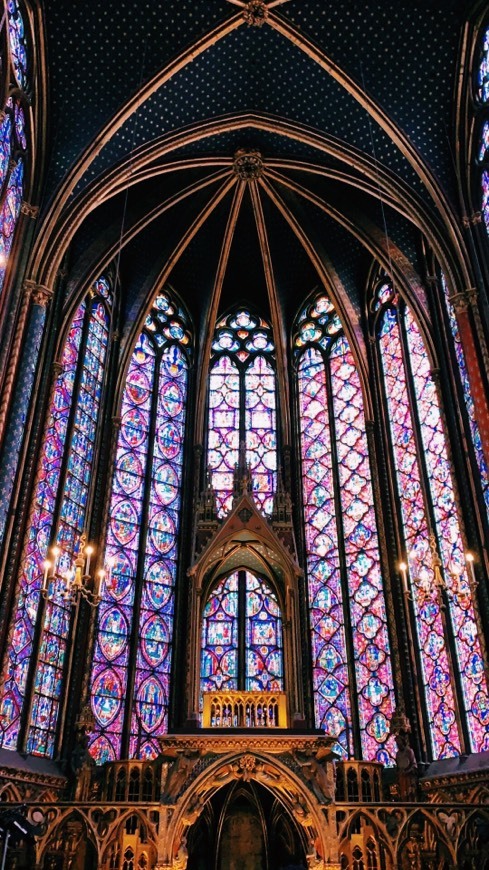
[462,211,483,228]
[449,287,477,313]
[23,279,53,307]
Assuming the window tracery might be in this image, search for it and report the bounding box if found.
[200,570,283,700]
[207,310,277,516]
[373,278,489,756]
[7,0,28,89]
[89,290,191,763]
[0,278,112,756]
[0,98,26,298]
[294,293,395,763]
[439,273,489,519]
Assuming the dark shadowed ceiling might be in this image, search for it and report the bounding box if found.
[35,0,478,357]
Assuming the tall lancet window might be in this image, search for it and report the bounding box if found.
[477,26,489,232]
[89,291,191,764]
[0,0,29,300]
[440,273,489,520]
[0,278,112,757]
[373,278,489,757]
[294,294,395,763]
[207,310,277,516]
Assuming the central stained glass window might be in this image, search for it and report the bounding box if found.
[200,570,283,701]
[207,310,277,516]
[295,293,395,763]
[89,290,191,763]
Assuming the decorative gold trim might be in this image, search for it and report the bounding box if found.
[20,201,39,219]
[243,1,269,27]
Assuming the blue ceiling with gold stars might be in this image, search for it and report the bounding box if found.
[37,0,474,339]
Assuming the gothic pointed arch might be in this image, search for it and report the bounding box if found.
[89,286,192,763]
[369,269,489,757]
[294,289,396,764]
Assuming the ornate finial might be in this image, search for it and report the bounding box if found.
[233,441,253,499]
[233,148,264,180]
[76,703,96,735]
[271,471,292,524]
[198,468,218,523]
[243,0,268,27]
[389,707,411,737]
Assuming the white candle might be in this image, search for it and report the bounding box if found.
[399,561,408,594]
[85,545,94,577]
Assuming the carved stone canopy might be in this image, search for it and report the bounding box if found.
[188,490,301,596]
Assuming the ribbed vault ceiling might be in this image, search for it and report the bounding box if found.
[34,0,476,362]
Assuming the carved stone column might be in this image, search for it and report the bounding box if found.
[0,280,52,444]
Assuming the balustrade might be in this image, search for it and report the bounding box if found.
[202,691,287,728]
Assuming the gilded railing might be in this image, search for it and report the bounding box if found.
[202,691,287,728]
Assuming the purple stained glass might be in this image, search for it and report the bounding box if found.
[478,26,489,103]
[298,347,352,758]
[0,112,12,191]
[296,294,395,762]
[201,574,238,696]
[405,308,489,752]
[208,356,240,516]
[200,570,283,705]
[89,291,190,763]
[245,573,283,692]
[7,0,28,89]
[0,158,24,297]
[27,301,110,755]
[441,273,489,522]
[0,302,85,751]
[379,305,461,758]
[130,344,188,758]
[483,169,489,235]
[330,337,395,763]
[90,335,155,763]
[245,356,277,515]
[479,120,489,162]
[208,311,277,517]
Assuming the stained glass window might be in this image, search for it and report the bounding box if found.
[483,169,489,234]
[200,570,283,702]
[295,294,395,763]
[0,279,112,757]
[89,291,190,764]
[440,274,489,520]
[0,100,26,298]
[479,120,489,162]
[208,310,277,516]
[7,0,28,89]
[374,279,489,756]
[478,25,489,103]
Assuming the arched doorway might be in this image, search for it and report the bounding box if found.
[186,781,307,870]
